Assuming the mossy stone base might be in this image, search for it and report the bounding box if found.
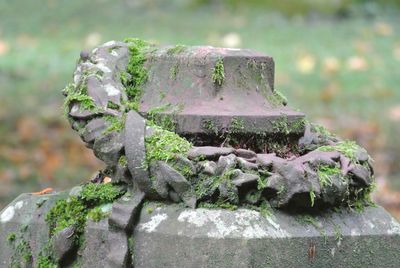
[1,193,400,267]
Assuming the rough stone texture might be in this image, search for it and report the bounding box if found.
[138,45,305,136]
[93,131,124,167]
[134,203,400,268]
[106,230,129,268]
[188,146,235,160]
[216,154,237,175]
[125,110,151,192]
[81,118,109,144]
[79,219,109,267]
[0,193,69,267]
[156,161,196,208]
[231,170,259,187]
[1,194,400,268]
[52,226,75,262]
[108,191,145,231]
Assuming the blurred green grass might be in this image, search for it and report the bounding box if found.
[1,0,400,211]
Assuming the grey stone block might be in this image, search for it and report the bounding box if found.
[134,203,400,268]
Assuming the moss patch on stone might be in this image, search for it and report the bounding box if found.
[145,126,192,164]
[317,165,341,188]
[267,90,288,107]
[166,45,186,55]
[212,58,225,86]
[124,38,151,111]
[318,140,368,163]
[42,183,124,263]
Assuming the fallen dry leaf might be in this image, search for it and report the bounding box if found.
[32,187,54,195]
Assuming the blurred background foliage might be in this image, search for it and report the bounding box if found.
[1,0,400,218]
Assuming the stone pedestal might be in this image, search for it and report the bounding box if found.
[1,193,400,267]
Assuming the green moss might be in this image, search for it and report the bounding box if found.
[318,140,368,163]
[267,90,288,107]
[309,189,316,207]
[167,45,186,55]
[146,207,154,214]
[257,174,268,190]
[45,183,123,243]
[37,255,57,268]
[229,117,244,133]
[124,38,151,111]
[16,240,32,263]
[128,237,135,257]
[7,232,16,243]
[292,117,307,132]
[145,126,192,164]
[79,183,122,205]
[202,119,219,135]
[212,58,225,86]
[107,101,120,110]
[118,155,127,167]
[88,207,108,222]
[45,197,87,237]
[63,90,96,116]
[312,123,331,137]
[259,201,273,218]
[317,165,341,188]
[333,224,343,242]
[296,214,319,228]
[170,64,179,80]
[104,114,126,133]
[271,115,290,135]
[348,182,376,212]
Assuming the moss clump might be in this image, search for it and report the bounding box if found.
[37,255,57,268]
[167,45,186,55]
[212,58,225,86]
[317,165,341,188]
[267,90,288,107]
[202,119,219,136]
[145,126,192,164]
[107,101,120,110]
[170,64,179,80]
[271,115,290,135]
[118,155,128,167]
[146,104,178,131]
[45,183,123,244]
[124,38,151,111]
[7,232,16,243]
[309,189,316,207]
[103,114,126,134]
[45,197,87,237]
[63,89,96,116]
[79,183,122,206]
[318,140,368,163]
[88,207,109,222]
[312,123,331,137]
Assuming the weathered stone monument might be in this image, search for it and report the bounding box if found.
[1,38,399,267]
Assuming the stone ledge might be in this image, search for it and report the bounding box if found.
[1,194,400,267]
